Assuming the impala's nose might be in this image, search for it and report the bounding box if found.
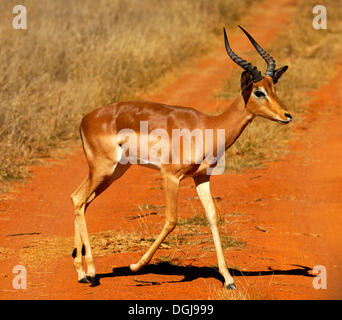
[278,112,292,124]
[284,112,292,121]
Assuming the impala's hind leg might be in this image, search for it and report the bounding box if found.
[71,176,89,283]
[71,159,130,285]
[130,173,180,272]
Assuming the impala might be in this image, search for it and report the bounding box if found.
[71,26,292,290]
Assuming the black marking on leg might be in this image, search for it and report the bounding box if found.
[72,248,77,258]
[82,244,86,256]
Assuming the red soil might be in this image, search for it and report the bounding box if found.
[1,0,341,300]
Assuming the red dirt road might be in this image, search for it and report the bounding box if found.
[1,0,342,300]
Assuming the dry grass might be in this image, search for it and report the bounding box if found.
[178,213,223,226]
[18,230,154,270]
[0,0,257,191]
[209,279,270,300]
[219,0,342,172]
[17,227,245,271]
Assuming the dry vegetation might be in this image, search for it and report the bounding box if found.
[209,278,270,300]
[2,0,340,186]
[18,230,154,270]
[220,0,342,172]
[0,0,256,191]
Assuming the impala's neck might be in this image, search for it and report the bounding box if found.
[212,96,254,150]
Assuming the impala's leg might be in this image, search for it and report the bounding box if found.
[71,158,130,285]
[71,176,89,283]
[193,174,236,290]
[130,173,180,272]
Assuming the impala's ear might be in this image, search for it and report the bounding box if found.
[240,71,253,89]
[240,71,253,103]
[272,65,288,84]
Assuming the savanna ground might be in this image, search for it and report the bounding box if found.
[1,0,342,300]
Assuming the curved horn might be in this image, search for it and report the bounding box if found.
[238,25,275,77]
[223,27,263,82]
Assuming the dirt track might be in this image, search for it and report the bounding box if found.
[1,0,342,300]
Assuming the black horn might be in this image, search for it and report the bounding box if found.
[238,25,275,77]
[223,27,263,82]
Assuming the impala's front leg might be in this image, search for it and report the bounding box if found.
[130,173,180,272]
[194,174,236,290]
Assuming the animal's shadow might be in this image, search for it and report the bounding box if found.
[92,262,314,287]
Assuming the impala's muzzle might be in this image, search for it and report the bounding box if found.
[278,112,293,124]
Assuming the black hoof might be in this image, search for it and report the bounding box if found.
[78,277,89,284]
[86,276,99,287]
[225,283,237,290]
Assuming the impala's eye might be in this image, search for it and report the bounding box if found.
[254,90,266,98]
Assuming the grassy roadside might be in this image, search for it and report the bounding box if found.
[0,0,258,192]
[218,0,342,172]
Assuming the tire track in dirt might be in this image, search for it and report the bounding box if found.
[3,0,340,300]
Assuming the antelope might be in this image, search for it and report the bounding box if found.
[71,26,292,290]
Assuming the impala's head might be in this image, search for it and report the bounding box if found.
[224,26,292,124]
